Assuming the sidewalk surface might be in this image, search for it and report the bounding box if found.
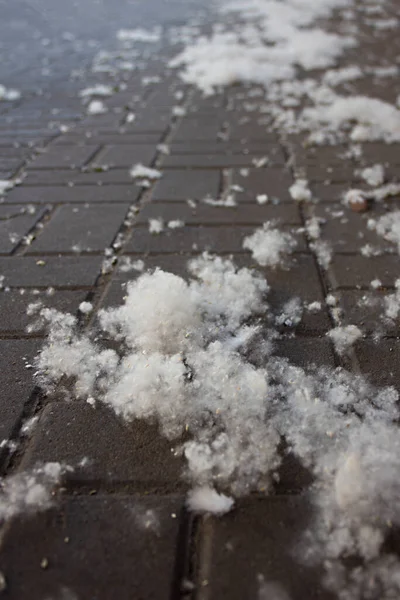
[0,0,400,598]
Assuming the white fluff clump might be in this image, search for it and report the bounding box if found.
[186,486,234,515]
[289,179,312,202]
[371,210,400,253]
[99,270,200,354]
[130,164,162,180]
[87,100,107,115]
[116,28,161,42]
[359,164,384,187]
[243,222,297,267]
[0,180,15,195]
[0,84,21,101]
[0,463,69,522]
[384,280,400,320]
[188,253,268,330]
[78,301,93,315]
[79,85,113,98]
[169,0,353,95]
[149,218,164,234]
[327,325,362,355]
[168,220,185,229]
[301,96,400,143]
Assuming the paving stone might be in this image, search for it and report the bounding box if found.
[206,496,330,600]
[227,118,277,141]
[173,117,223,141]
[136,201,301,225]
[262,255,331,333]
[313,203,386,253]
[94,144,157,168]
[22,400,187,493]
[21,402,186,491]
[231,168,294,202]
[54,132,163,146]
[311,182,350,203]
[355,339,400,388]
[124,110,171,133]
[161,151,285,168]
[0,494,183,600]
[330,255,400,289]
[304,165,356,183]
[0,289,86,335]
[0,339,40,441]
[274,337,335,368]
[125,225,306,254]
[5,185,140,204]
[292,144,354,167]
[357,142,400,166]
[0,256,102,287]
[28,203,129,254]
[22,168,134,186]
[169,141,283,155]
[0,205,46,254]
[151,169,221,201]
[337,289,400,335]
[28,145,99,169]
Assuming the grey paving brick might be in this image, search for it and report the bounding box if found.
[168,141,282,155]
[304,165,356,183]
[0,205,46,254]
[0,494,183,600]
[124,110,171,133]
[5,185,140,204]
[125,225,306,254]
[0,289,86,335]
[206,496,330,600]
[137,201,301,225]
[330,255,399,289]
[28,145,99,169]
[94,144,157,168]
[313,204,386,253]
[28,204,129,254]
[356,339,400,388]
[337,289,399,335]
[21,402,185,491]
[161,151,285,168]
[54,132,163,146]
[311,182,350,203]
[263,255,331,333]
[0,339,40,441]
[231,168,294,202]
[274,337,335,368]
[0,256,102,287]
[174,117,222,141]
[22,168,134,186]
[151,169,221,201]
[357,142,400,166]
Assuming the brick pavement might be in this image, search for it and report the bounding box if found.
[1,3,400,599]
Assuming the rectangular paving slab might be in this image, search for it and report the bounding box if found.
[0,494,183,600]
[21,402,186,491]
[0,339,40,441]
[27,204,129,254]
[203,496,332,600]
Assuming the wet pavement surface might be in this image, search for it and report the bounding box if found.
[1,0,400,598]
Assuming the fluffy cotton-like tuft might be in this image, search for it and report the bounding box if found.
[243,222,297,267]
[327,325,362,355]
[186,486,234,514]
[0,463,69,522]
[289,179,312,202]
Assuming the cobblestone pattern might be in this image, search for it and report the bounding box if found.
[0,3,400,598]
